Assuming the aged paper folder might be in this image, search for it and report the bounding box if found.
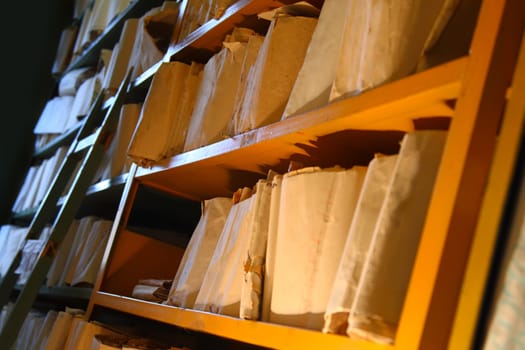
[184,29,253,151]
[194,188,253,316]
[128,62,190,166]
[33,310,58,350]
[261,174,282,322]
[167,197,232,308]
[70,76,99,124]
[128,3,180,80]
[108,104,141,177]
[60,216,96,286]
[0,225,27,278]
[282,0,350,119]
[52,25,78,75]
[330,0,457,100]
[234,15,317,133]
[323,155,398,334]
[43,311,79,350]
[347,131,447,344]
[228,34,264,136]
[240,179,272,320]
[47,220,80,287]
[165,62,203,156]
[71,219,112,286]
[63,318,119,350]
[270,166,367,330]
[102,18,138,94]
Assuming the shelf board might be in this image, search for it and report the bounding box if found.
[64,0,164,74]
[136,57,467,200]
[93,291,391,350]
[14,285,92,301]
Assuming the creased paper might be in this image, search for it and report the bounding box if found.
[347,131,447,344]
[270,166,367,330]
[194,188,253,316]
[234,16,317,133]
[240,180,272,320]
[167,197,232,308]
[323,155,398,334]
[331,0,457,100]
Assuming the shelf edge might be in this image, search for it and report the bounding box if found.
[93,291,393,350]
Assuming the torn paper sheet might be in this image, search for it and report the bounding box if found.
[127,62,190,166]
[330,0,457,100]
[283,0,351,118]
[240,180,273,320]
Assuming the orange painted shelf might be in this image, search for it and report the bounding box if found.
[92,291,392,350]
[135,57,466,200]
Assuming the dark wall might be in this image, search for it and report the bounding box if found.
[0,0,73,222]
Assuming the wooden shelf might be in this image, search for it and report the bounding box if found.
[135,57,466,200]
[64,0,165,74]
[14,285,92,301]
[92,291,391,350]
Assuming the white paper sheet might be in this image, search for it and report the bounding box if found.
[60,216,97,286]
[0,225,27,278]
[69,76,100,124]
[347,131,447,344]
[47,220,80,287]
[128,4,180,80]
[165,62,203,156]
[167,197,232,308]
[270,166,367,330]
[323,155,398,334]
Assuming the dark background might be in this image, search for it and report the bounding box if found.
[0,0,72,222]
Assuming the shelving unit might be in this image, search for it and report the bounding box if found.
[83,0,525,348]
[3,0,524,348]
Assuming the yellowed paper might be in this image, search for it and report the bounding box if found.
[234,16,317,133]
[323,155,398,334]
[270,166,367,330]
[167,197,232,308]
[347,131,447,344]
